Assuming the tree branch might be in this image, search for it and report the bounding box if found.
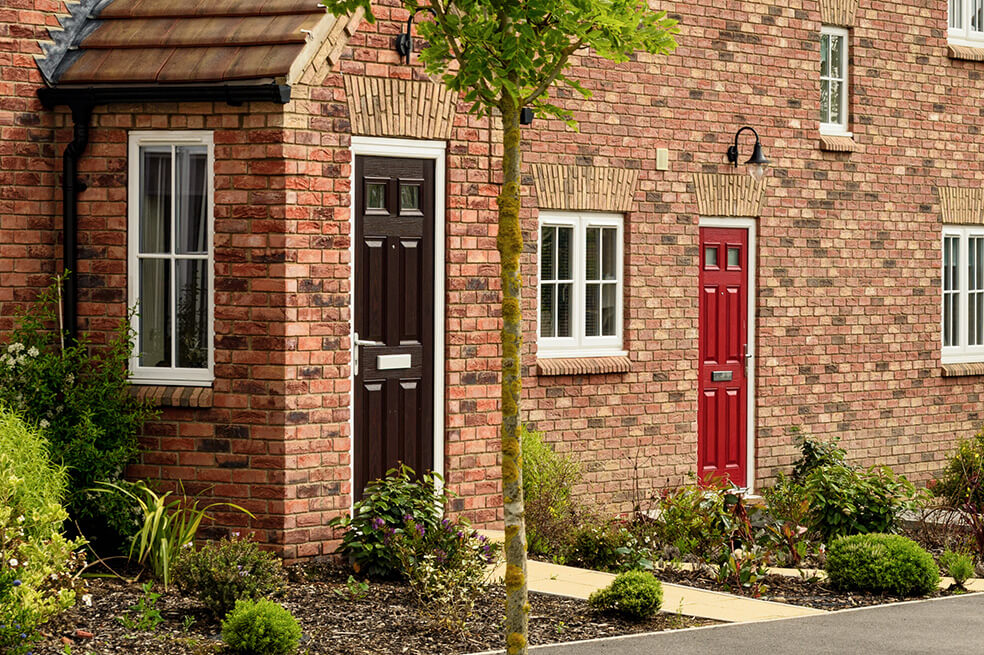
[427,0,497,106]
[520,37,584,106]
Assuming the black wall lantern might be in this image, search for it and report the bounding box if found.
[520,107,534,125]
[395,8,436,64]
[726,126,769,181]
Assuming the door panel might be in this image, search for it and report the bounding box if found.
[354,155,435,500]
[698,227,749,486]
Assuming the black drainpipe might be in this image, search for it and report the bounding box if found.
[62,101,93,345]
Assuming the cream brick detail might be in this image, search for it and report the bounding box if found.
[343,76,457,140]
[531,164,639,212]
[938,187,984,225]
[693,173,767,218]
[942,362,984,377]
[820,0,858,26]
[948,44,984,61]
[536,356,632,376]
[289,8,364,86]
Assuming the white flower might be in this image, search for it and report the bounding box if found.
[8,558,18,568]
[81,594,92,607]
[26,346,38,357]
[39,419,49,429]
[7,343,23,354]
[65,374,75,385]
[733,548,744,559]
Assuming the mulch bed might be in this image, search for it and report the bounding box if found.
[35,563,713,655]
[655,566,953,611]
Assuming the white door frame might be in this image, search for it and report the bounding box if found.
[698,216,757,492]
[349,136,446,503]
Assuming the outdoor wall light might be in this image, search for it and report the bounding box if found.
[395,7,436,64]
[726,126,769,181]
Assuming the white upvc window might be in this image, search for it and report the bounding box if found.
[942,225,984,364]
[950,0,984,46]
[538,211,624,358]
[128,131,214,385]
[820,26,850,136]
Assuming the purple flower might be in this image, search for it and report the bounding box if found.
[371,517,385,530]
[456,531,464,539]
[404,514,413,523]
[415,523,426,537]
[11,580,20,587]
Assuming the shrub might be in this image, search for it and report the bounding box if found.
[390,515,500,632]
[588,570,663,619]
[804,464,917,541]
[221,599,301,655]
[650,480,728,558]
[939,550,975,587]
[825,533,940,597]
[521,426,583,556]
[932,427,984,507]
[173,535,286,618]
[0,406,85,655]
[328,464,445,579]
[761,473,811,529]
[790,428,847,483]
[567,521,656,572]
[0,275,157,550]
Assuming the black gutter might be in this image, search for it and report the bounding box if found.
[37,82,291,343]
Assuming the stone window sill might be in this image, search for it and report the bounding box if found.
[131,385,213,408]
[536,356,631,377]
[948,44,984,62]
[819,134,857,152]
[941,362,984,377]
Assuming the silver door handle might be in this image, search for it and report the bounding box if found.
[353,332,383,376]
[743,344,752,375]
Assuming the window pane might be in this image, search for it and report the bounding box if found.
[829,81,842,125]
[139,147,171,254]
[820,34,829,77]
[176,146,208,254]
[945,236,959,292]
[557,227,572,279]
[829,34,843,78]
[820,80,830,124]
[728,247,740,267]
[704,246,718,268]
[557,283,572,338]
[366,182,385,209]
[176,260,208,368]
[540,284,555,338]
[602,283,617,336]
[585,227,600,280]
[952,0,963,28]
[139,259,171,367]
[944,294,955,347]
[541,226,555,281]
[585,283,599,337]
[400,185,420,211]
[602,227,617,280]
[974,0,984,31]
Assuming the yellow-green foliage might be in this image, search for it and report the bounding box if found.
[0,406,84,652]
[826,533,939,597]
[588,570,663,620]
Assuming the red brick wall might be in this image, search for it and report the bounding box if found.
[4,0,984,557]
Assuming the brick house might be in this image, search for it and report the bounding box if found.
[3,0,984,557]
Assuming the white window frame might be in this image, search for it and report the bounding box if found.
[537,211,625,358]
[942,225,984,364]
[820,25,850,137]
[949,0,984,46]
[127,131,215,386]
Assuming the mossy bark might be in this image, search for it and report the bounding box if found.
[497,95,528,655]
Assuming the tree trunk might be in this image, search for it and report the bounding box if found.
[497,96,529,655]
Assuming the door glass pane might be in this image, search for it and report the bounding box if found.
[602,283,616,336]
[585,227,600,280]
[727,247,740,267]
[400,184,420,211]
[602,227,617,280]
[820,33,829,77]
[704,246,718,268]
[540,284,555,338]
[557,227,572,279]
[585,283,599,337]
[176,260,208,369]
[829,34,843,78]
[139,147,171,254]
[366,182,386,209]
[175,146,208,254]
[541,226,555,281]
[557,283,572,338]
[139,259,171,367]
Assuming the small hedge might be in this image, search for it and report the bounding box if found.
[825,533,940,597]
[221,599,301,655]
[587,570,663,619]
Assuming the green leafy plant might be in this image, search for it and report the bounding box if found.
[390,515,500,632]
[328,464,446,579]
[650,478,729,558]
[221,599,302,655]
[332,575,369,601]
[0,275,157,549]
[825,533,940,597]
[117,581,164,632]
[804,464,917,541]
[95,480,254,590]
[521,426,583,556]
[588,570,663,620]
[0,406,86,655]
[932,426,984,507]
[939,549,975,587]
[172,535,286,618]
[790,428,847,483]
[713,491,775,595]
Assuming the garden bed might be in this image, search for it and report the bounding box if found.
[36,564,713,655]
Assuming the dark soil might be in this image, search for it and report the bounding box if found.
[655,566,951,611]
[36,564,713,655]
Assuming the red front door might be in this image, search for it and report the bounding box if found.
[698,227,749,486]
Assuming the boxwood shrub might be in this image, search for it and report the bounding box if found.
[825,533,940,597]
[587,570,663,619]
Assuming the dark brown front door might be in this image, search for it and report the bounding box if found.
[353,155,435,500]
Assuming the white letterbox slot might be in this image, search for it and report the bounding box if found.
[377,354,412,370]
